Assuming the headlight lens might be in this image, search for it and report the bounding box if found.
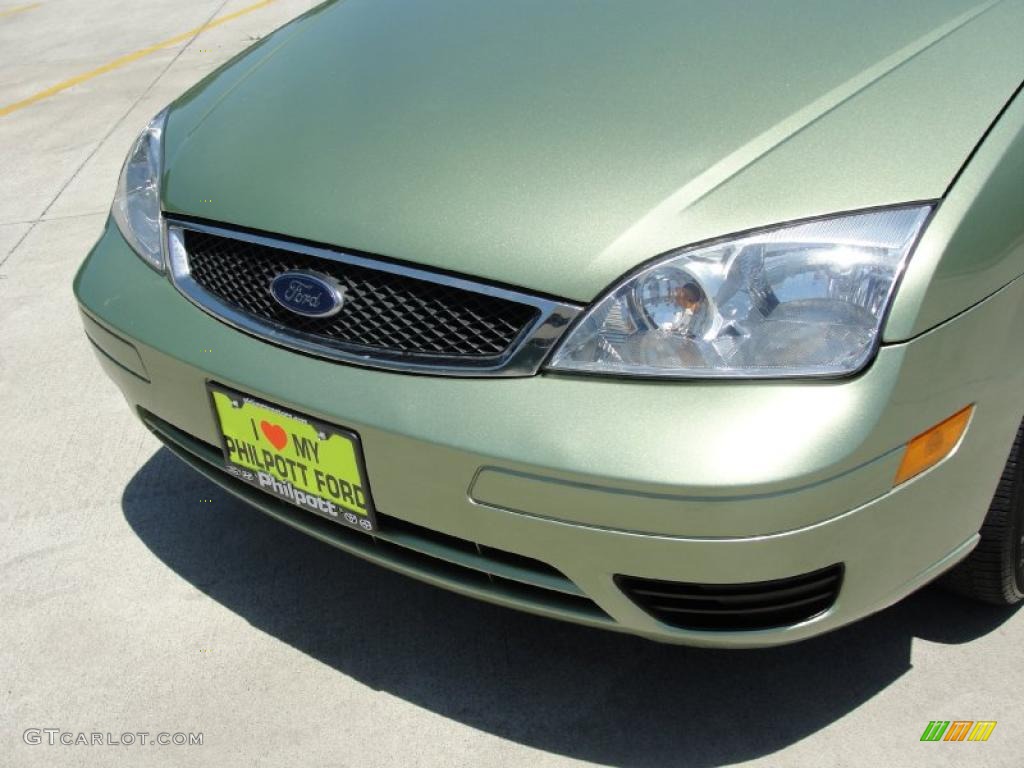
[548,206,931,378]
[111,109,168,270]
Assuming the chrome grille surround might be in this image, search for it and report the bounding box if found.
[166,218,582,377]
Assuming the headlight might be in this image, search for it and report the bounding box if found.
[111,109,168,270]
[548,206,931,378]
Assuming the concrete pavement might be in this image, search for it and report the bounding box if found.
[1,2,1023,767]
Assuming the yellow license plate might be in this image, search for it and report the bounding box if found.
[208,384,377,533]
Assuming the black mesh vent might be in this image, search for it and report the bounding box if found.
[184,229,539,359]
[616,564,843,631]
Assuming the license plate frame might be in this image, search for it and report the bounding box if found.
[207,382,377,533]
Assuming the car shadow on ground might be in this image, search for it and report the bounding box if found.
[123,448,1019,767]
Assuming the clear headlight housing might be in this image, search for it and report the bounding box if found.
[548,206,931,378]
[111,109,168,271]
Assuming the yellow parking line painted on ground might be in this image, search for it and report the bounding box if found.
[0,3,41,20]
[0,0,279,118]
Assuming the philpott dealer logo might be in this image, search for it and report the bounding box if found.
[920,720,997,742]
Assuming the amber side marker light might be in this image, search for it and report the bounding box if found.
[894,405,974,486]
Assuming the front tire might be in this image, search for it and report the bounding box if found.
[943,420,1024,605]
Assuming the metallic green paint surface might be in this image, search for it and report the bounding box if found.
[162,0,1024,310]
[887,82,1024,340]
[75,1,1024,644]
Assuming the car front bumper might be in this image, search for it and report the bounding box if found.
[74,219,1024,646]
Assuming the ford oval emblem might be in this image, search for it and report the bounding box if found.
[269,271,346,319]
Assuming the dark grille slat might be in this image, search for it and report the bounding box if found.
[478,544,566,580]
[183,229,540,360]
[629,573,841,605]
[645,593,834,617]
[616,565,844,631]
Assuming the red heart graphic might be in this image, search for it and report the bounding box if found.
[260,420,288,451]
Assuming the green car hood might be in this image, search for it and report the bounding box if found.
[162,0,1024,302]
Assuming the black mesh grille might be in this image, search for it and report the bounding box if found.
[184,229,540,360]
[616,565,843,631]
